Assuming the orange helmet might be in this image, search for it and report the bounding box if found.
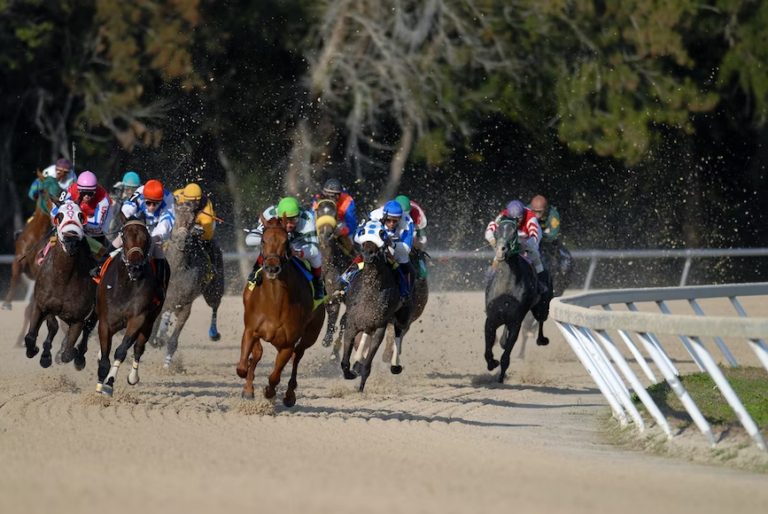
[530,195,548,213]
[143,179,165,201]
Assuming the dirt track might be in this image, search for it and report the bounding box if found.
[1,292,767,514]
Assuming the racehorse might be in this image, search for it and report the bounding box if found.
[237,215,326,407]
[23,201,96,370]
[340,221,412,392]
[92,215,168,396]
[3,175,61,344]
[484,219,552,383]
[382,249,429,363]
[150,204,224,367]
[314,198,354,351]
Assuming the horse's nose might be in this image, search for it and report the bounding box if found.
[264,264,280,276]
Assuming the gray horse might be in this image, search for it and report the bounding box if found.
[150,204,224,367]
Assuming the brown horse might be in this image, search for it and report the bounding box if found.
[237,215,326,407]
[150,204,224,367]
[3,175,61,345]
[24,201,97,369]
[314,198,355,352]
[93,215,168,396]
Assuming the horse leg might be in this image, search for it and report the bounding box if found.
[265,347,293,400]
[23,302,46,359]
[73,312,98,371]
[128,320,154,386]
[531,297,551,347]
[340,326,358,380]
[499,321,523,383]
[390,324,409,375]
[242,339,263,401]
[2,256,23,309]
[39,315,59,368]
[164,303,192,368]
[96,317,113,394]
[151,309,172,349]
[484,318,500,371]
[322,300,340,348]
[284,308,325,407]
[236,326,257,379]
[381,324,395,363]
[208,306,221,341]
[103,316,144,397]
[331,312,347,360]
[60,320,85,365]
[359,327,387,393]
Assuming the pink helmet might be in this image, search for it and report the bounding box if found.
[76,171,98,191]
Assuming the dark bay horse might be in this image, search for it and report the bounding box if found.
[340,221,412,392]
[237,215,326,407]
[484,220,552,383]
[151,204,224,367]
[24,201,96,369]
[382,249,429,364]
[93,216,168,396]
[314,198,355,351]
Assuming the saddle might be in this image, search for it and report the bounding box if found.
[247,258,325,311]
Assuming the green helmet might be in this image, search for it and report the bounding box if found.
[394,195,411,213]
[277,197,301,218]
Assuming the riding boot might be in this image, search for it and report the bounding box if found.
[90,242,115,278]
[247,259,263,286]
[154,258,167,303]
[312,275,326,300]
[536,271,549,295]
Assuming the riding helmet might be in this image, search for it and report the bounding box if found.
[530,195,548,213]
[143,179,165,201]
[184,183,203,201]
[56,158,72,170]
[394,195,411,213]
[323,178,342,194]
[76,171,98,191]
[278,197,301,218]
[122,171,141,188]
[506,200,525,219]
[383,200,403,219]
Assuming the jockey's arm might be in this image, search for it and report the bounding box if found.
[195,200,216,240]
[546,206,561,241]
[151,210,174,243]
[485,218,499,246]
[28,179,40,201]
[339,198,357,237]
[292,219,320,260]
[121,198,139,220]
[245,223,264,247]
[85,196,112,236]
[393,221,413,259]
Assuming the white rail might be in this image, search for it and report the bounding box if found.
[551,283,768,451]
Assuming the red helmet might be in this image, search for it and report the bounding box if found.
[143,179,164,201]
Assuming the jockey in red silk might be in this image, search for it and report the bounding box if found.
[311,178,357,244]
[52,171,113,246]
[485,200,548,294]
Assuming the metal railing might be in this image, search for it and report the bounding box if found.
[551,282,768,451]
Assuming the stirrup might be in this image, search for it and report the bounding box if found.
[89,265,102,279]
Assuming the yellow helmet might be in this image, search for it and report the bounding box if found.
[184,183,202,201]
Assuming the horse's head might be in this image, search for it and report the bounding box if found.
[355,220,388,264]
[170,204,196,251]
[261,214,290,280]
[54,200,85,255]
[120,216,150,281]
[495,219,520,262]
[314,198,338,247]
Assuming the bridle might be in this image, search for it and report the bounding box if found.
[261,224,290,272]
[496,220,521,260]
[121,219,150,281]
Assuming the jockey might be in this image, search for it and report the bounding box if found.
[528,195,561,246]
[311,178,356,251]
[485,199,548,294]
[173,182,222,269]
[90,179,175,300]
[30,158,75,200]
[52,171,114,252]
[245,197,325,300]
[394,195,427,249]
[112,171,142,201]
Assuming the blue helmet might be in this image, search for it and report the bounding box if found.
[382,200,403,219]
[506,200,525,219]
[122,171,141,187]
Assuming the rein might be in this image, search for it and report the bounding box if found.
[261,224,290,265]
[120,220,150,278]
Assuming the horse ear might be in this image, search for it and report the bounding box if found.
[36,168,44,180]
[54,212,62,226]
[260,213,267,226]
[119,211,128,225]
[78,212,85,224]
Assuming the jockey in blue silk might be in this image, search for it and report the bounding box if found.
[340,200,415,304]
[90,179,176,301]
[245,197,326,300]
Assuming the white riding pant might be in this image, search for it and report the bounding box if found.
[519,235,544,273]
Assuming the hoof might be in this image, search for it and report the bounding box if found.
[1,301,11,310]
[487,359,499,371]
[40,354,53,369]
[74,355,86,371]
[536,337,550,347]
[329,351,338,361]
[55,349,64,365]
[352,361,363,375]
[101,384,114,397]
[208,329,221,342]
[127,373,139,386]
[263,386,276,399]
[342,368,357,380]
[26,346,40,359]
[61,348,77,364]
[241,390,255,401]
[390,365,403,375]
[497,373,506,384]
[283,394,296,408]
[148,338,163,349]
[321,336,332,348]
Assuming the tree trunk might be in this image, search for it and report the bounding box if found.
[0,126,24,235]
[218,147,251,286]
[380,121,415,204]
[285,118,314,197]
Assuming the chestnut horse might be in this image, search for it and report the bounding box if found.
[237,215,326,407]
[92,215,168,396]
[24,201,97,369]
[314,198,354,352]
